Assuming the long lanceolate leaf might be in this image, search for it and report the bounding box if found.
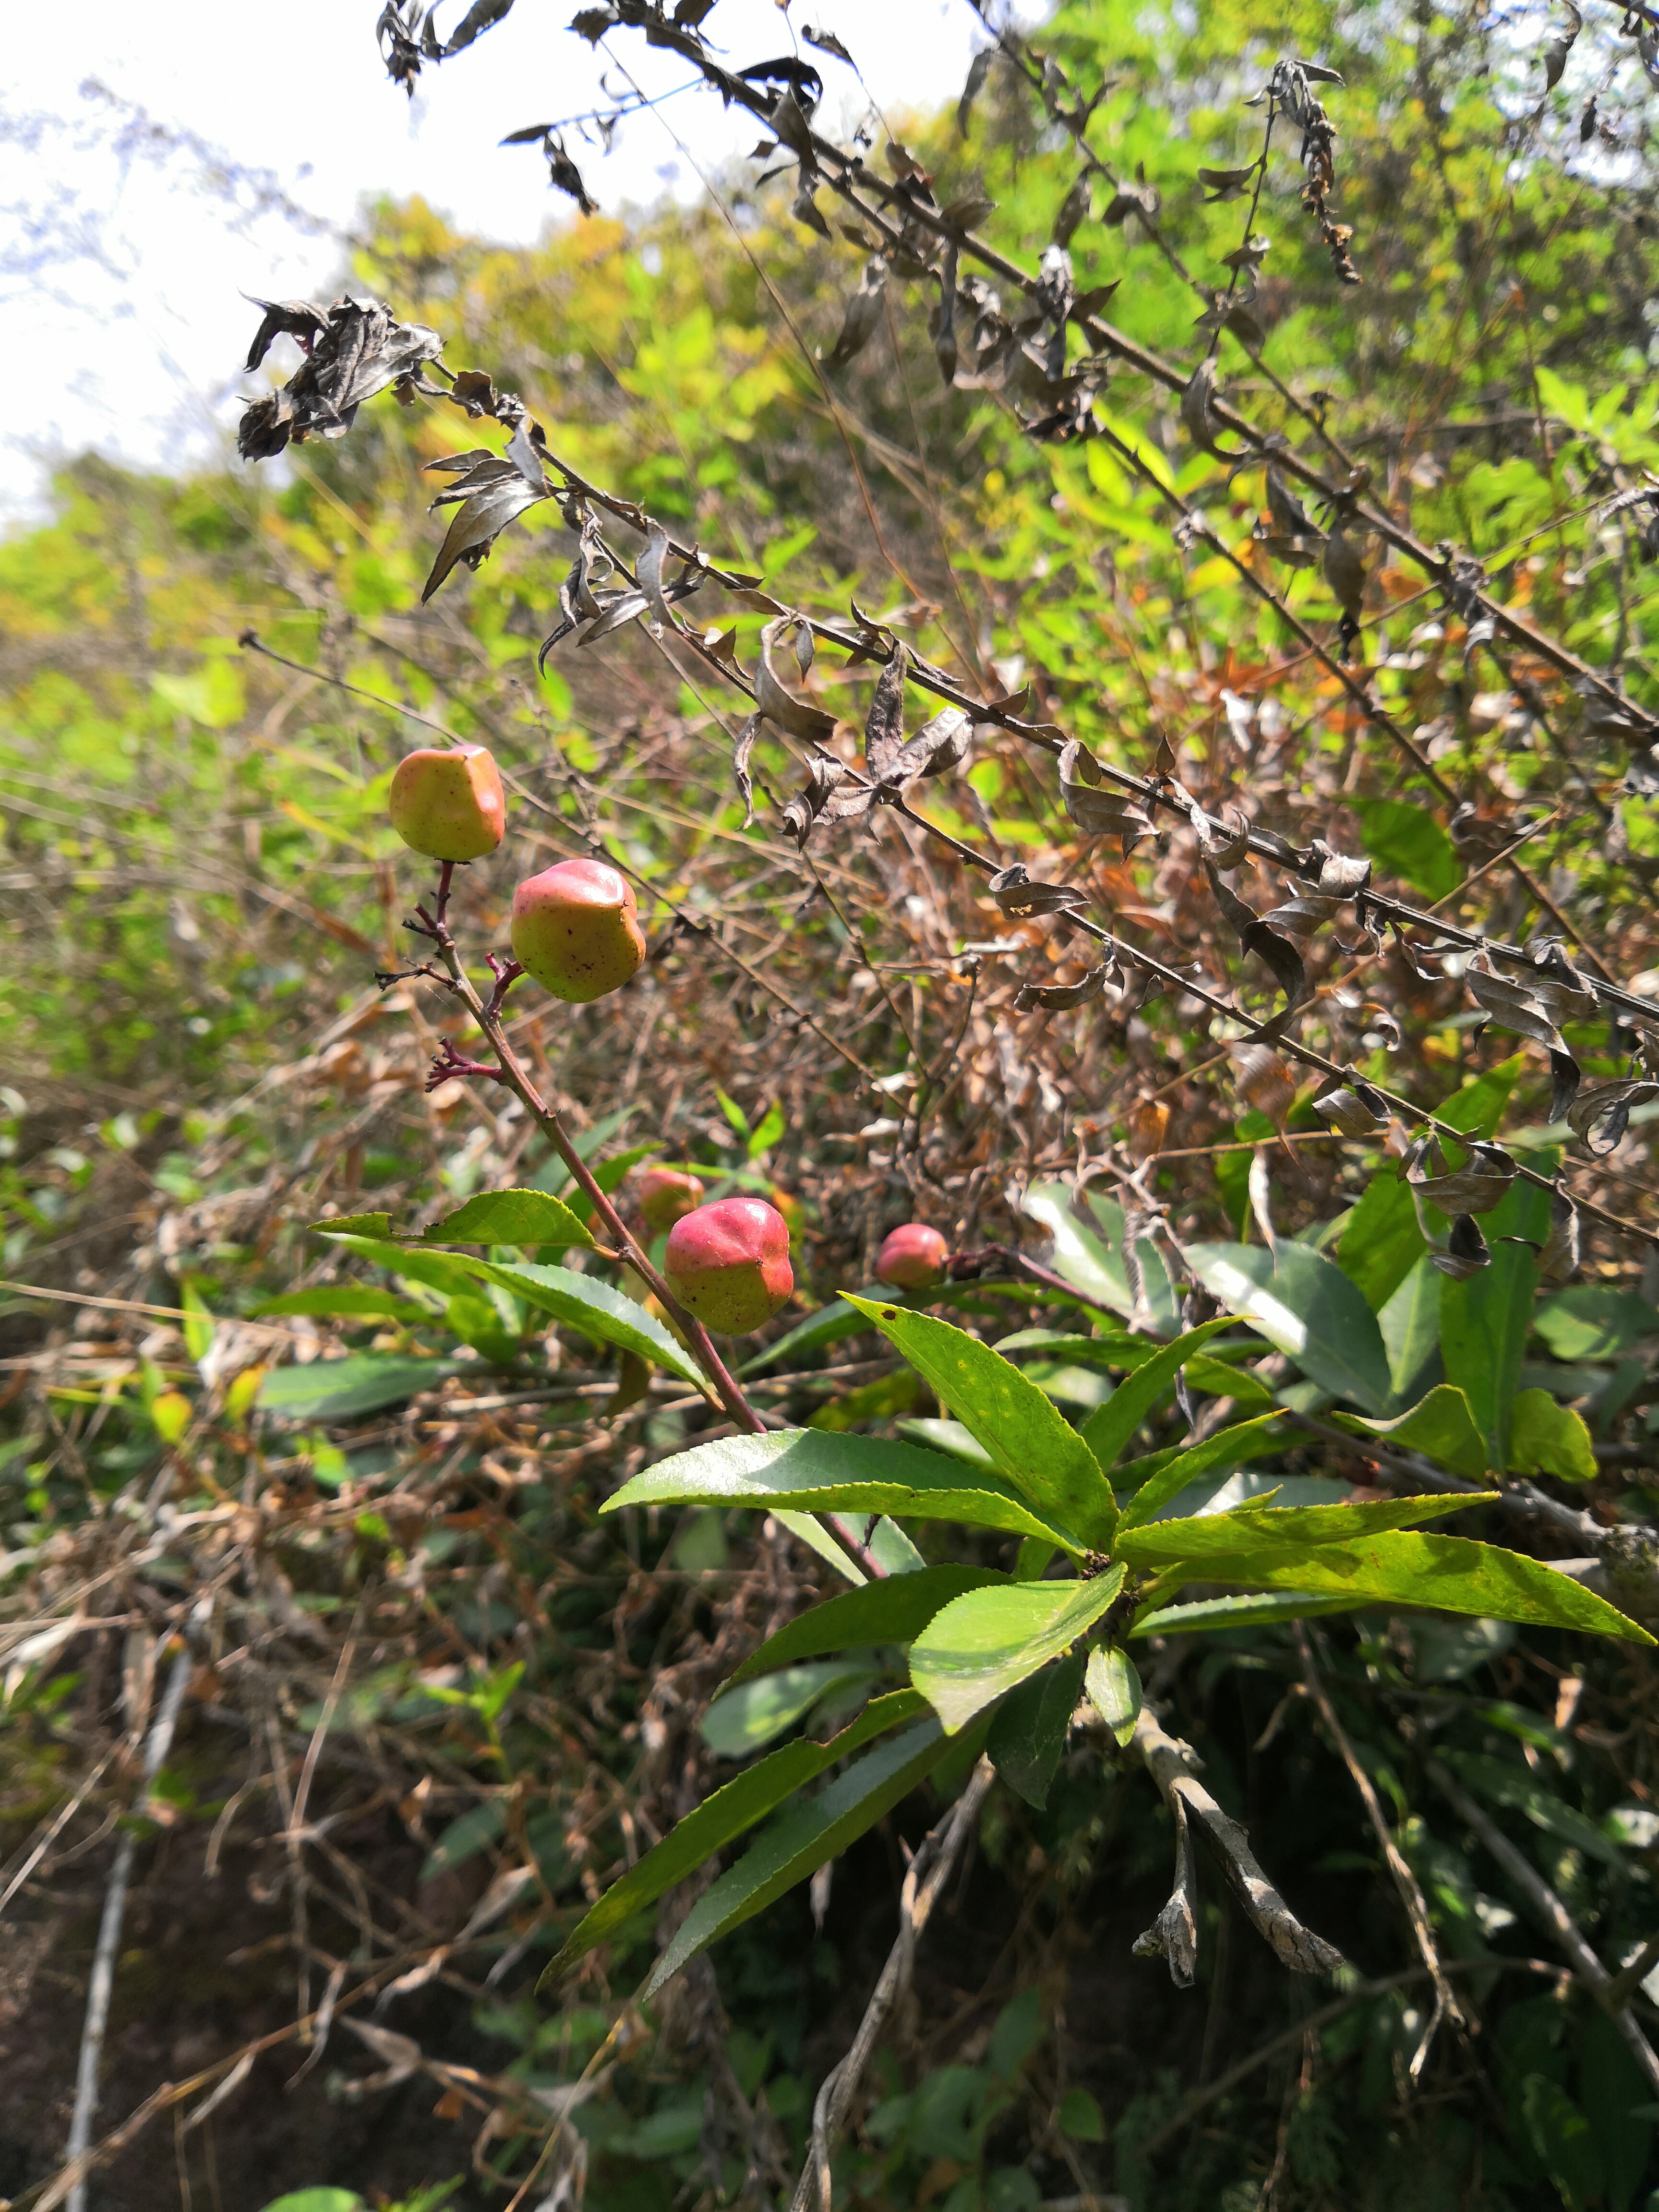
[910,1567,1127,1732]
[603,1431,1087,1553]
[466,1261,703,1384]
[842,1295,1114,1546]
[722,1564,1011,1688]
[640,1718,959,1999]
[1113,1412,1296,1530]
[542,1690,928,1986]
[1130,1530,1651,1643]
[1116,1493,1475,1566]
[1077,1316,1236,1472]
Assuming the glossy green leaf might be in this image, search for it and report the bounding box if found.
[1073,1317,1234,1470]
[257,2194,362,2212]
[471,1262,702,1384]
[317,1233,491,1304]
[724,1565,1009,1687]
[544,1689,927,1983]
[1117,1492,1473,1565]
[1133,1530,1651,1642]
[603,1429,1082,1551]
[1330,1384,1489,1480]
[1509,1388,1598,1481]
[986,1649,1085,1809]
[843,1295,1112,1545]
[769,1509,872,1587]
[910,1566,1126,1733]
[1130,1590,1363,1637]
[1084,1645,1141,1744]
[1534,1287,1659,1362]
[641,1717,955,1997]
[1020,1184,1178,1331]
[421,1186,595,1249]
[1185,1241,1391,1414]
[257,1354,456,1422]
[896,1416,997,1473]
[1113,1412,1295,1530]
[1441,1169,1550,1471]
[251,1285,432,1325]
[1335,1059,1519,1311]
[1378,1258,1442,1410]
[700,1660,883,1757]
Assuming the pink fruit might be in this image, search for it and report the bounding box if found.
[638,1165,706,1233]
[664,1197,794,1334]
[875,1224,950,1290]
[387,745,505,862]
[510,858,646,1003]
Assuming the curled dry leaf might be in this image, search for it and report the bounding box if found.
[1567,1079,1659,1156]
[1434,1213,1492,1280]
[1127,1099,1172,1162]
[781,750,867,849]
[1464,955,1592,1125]
[1501,1187,1581,1286]
[1180,357,1245,461]
[1197,165,1259,203]
[1314,1083,1390,1136]
[238,295,444,460]
[422,449,550,602]
[987,864,1088,917]
[1230,1043,1296,1125]
[958,46,994,136]
[934,247,959,386]
[1207,864,1308,1014]
[1058,740,1153,852]
[757,619,839,743]
[1052,172,1093,246]
[1014,964,1109,1012]
[1542,0,1582,89]
[1401,1134,1517,1218]
[732,712,762,830]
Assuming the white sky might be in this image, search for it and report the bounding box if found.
[0,0,1012,522]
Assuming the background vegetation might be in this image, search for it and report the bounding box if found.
[8,0,1659,2206]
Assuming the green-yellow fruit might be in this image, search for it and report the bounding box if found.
[387,745,505,861]
[510,858,646,1003]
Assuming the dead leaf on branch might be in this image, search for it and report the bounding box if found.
[1206,863,1308,1014]
[1058,740,1153,851]
[1314,1083,1390,1136]
[238,295,444,460]
[1401,1133,1518,1218]
[1541,0,1582,90]
[756,619,839,744]
[1501,1186,1581,1285]
[987,864,1089,918]
[822,259,889,370]
[733,712,762,830]
[1567,1079,1659,1156]
[1464,955,1592,1125]
[1197,165,1260,203]
[1181,357,1246,461]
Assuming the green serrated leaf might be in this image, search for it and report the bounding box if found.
[1509,1388,1598,1481]
[1330,1384,1488,1480]
[1135,1529,1651,1642]
[843,1295,1112,1545]
[1130,1590,1361,1636]
[422,1186,596,1249]
[1118,1492,1472,1565]
[986,1649,1086,1808]
[603,1429,1082,1551]
[1113,1412,1295,1530]
[544,1690,926,1984]
[471,1262,701,1383]
[641,1716,956,1997]
[1084,1645,1141,1744]
[309,1213,397,1240]
[911,1567,1126,1732]
[724,1565,1009,1687]
[701,1661,884,1757]
[1074,1317,1234,1471]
